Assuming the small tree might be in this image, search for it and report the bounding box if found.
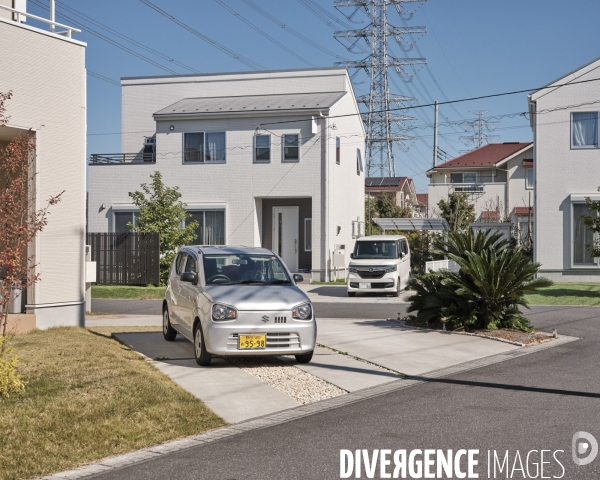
[0,91,63,350]
[128,171,198,284]
[582,187,600,258]
[437,192,475,231]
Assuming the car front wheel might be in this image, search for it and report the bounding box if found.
[194,323,212,366]
[295,351,313,364]
[163,308,177,341]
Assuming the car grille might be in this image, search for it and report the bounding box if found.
[227,332,300,350]
[357,270,385,279]
[274,316,286,324]
[371,282,394,288]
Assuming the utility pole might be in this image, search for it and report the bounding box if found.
[433,100,438,168]
[334,0,427,178]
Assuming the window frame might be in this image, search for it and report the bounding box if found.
[336,137,340,165]
[570,200,599,269]
[113,211,139,233]
[185,209,226,246]
[525,168,534,190]
[570,112,599,150]
[304,218,312,252]
[356,148,363,176]
[254,134,271,163]
[182,131,227,164]
[282,134,300,162]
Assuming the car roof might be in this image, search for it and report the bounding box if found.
[182,245,275,255]
[357,235,406,241]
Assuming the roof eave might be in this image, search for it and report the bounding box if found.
[153,107,331,122]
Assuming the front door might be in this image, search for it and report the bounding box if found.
[272,206,299,272]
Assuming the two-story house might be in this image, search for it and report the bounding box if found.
[365,176,426,217]
[0,0,86,329]
[426,142,534,237]
[529,57,600,281]
[88,67,365,281]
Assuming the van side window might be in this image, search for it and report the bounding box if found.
[175,253,187,275]
[402,240,409,254]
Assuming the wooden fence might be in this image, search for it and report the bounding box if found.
[87,233,160,286]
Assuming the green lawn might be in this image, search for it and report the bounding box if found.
[525,282,600,306]
[91,285,166,300]
[0,327,224,479]
[310,278,347,285]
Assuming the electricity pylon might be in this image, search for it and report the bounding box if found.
[460,110,500,149]
[334,0,427,177]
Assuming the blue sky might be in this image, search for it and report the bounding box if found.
[25,0,600,192]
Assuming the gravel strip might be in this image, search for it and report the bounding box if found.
[224,356,346,404]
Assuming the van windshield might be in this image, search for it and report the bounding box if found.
[203,254,291,285]
[353,241,397,259]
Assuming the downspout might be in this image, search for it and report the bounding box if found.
[323,112,330,282]
[529,95,539,266]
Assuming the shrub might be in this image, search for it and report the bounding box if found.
[407,229,553,331]
[0,336,23,397]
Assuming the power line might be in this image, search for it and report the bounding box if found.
[30,0,179,74]
[214,0,316,67]
[88,70,120,86]
[53,0,201,74]
[139,0,265,71]
[240,0,349,61]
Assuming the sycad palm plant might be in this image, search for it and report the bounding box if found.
[408,229,552,331]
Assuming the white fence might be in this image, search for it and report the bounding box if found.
[425,259,460,273]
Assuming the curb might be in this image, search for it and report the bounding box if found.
[39,334,578,480]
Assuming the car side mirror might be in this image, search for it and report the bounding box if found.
[350,253,355,259]
[399,252,405,259]
[293,273,304,283]
[180,272,197,284]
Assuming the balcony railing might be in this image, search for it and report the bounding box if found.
[89,153,156,165]
[0,3,81,38]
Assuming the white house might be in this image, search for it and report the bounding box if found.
[0,0,86,329]
[529,57,600,281]
[426,143,534,238]
[88,67,366,281]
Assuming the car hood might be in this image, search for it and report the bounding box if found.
[349,259,398,267]
[202,284,310,311]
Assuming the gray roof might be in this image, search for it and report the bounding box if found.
[154,91,346,117]
[184,245,274,256]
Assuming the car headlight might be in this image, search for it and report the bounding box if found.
[292,302,312,320]
[212,304,237,321]
[383,265,397,273]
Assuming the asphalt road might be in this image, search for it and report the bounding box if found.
[92,305,600,480]
[91,298,410,319]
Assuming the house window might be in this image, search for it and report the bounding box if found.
[525,168,534,189]
[114,211,139,233]
[184,132,226,162]
[451,173,476,184]
[571,112,598,148]
[305,218,312,251]
[185,210,225,245]
[336,137,340,164]
[356,148,363,175]
[572,203,596,265]
[255,135,271,162]
[282,134,300,161]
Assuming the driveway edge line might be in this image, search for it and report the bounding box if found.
[38,334,578,480]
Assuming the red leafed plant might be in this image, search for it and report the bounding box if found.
[0,91,63,350]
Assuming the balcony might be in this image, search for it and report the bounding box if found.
[89,153,156,165]
[0,3,80,38]
[427,182,507,218]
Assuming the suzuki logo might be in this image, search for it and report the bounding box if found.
[369,268,373,272]
[261,315,270,323]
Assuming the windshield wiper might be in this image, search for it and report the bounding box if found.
[270,279,292,284]
[216,280,268,285]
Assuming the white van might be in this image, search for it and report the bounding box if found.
[347,235,411,297]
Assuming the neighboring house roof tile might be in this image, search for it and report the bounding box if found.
[481,210,501,220]
[416,193,428,205]
[365,176,407,188]
[430,143,533,169]
[154,91,346,116]
[512,206,534,216]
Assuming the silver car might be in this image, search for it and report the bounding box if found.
[162,245,316,366]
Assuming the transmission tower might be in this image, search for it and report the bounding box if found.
[460,110,500,149]
[334,0,427,177]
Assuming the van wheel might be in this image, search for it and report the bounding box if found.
[194,323,212,367]
[295,351,313,364]
[347,291,356,297]
[163,308,177,341]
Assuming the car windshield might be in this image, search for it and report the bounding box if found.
[353,241,397,259]
[203,254,292,285]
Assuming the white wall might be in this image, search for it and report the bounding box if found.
[531,60,600,281]
[0,18,86,327]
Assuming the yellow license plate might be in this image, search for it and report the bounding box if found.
[238,334,266,350]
